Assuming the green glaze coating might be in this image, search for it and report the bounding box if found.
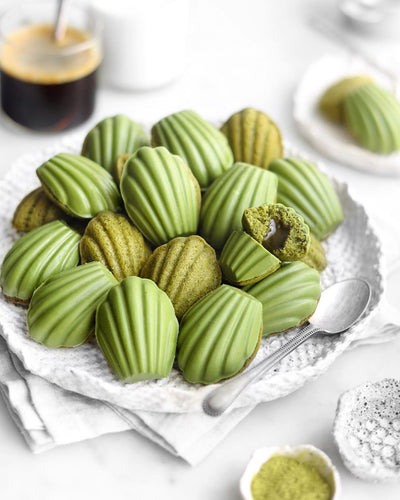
[199,162,278,251]
[343,83,400,154]
[27,262,118,347]
[302,234,327,272]
[140,235,221,319]
[178,285,262,384]
[37,153,121,218]
[220,107,283,168]
[1,220,80,304]
[96,276,179,383]
[244,261,321,336]
[242,203,310,261]
[268,158,343,241]
[81,114,150,181]
[219,231,280,286]
[151,109,234,189]
[120,146,201,246]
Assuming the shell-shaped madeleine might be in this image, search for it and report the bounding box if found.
[220,108,283,168]
[0,220,80,304]
[319,76,373,123]
[95,276,179,383]
[219,231,280,286]
[140,235,221,319]
[120,146,201,246]
[244,261,321,337]
[37,153,121,218]
[343,83,400,154]
[178,285,262,384]
[302,234,327,272]
[268,158,343,241]
[80,211,151,281]
[81,114,150,180]
[151,109,234,189]
[27,262,118,348]
[199,162,278,251]
[12,187,66,232]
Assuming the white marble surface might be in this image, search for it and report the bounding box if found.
[0,0,400,498]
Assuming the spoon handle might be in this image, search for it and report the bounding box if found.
[202,324,321,417]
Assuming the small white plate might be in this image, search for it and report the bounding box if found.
[294,53,400,176]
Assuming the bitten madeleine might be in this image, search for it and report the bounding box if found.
[1,220,80,305]
[12,187,66,232]
[121,146,201,246]
[140,235,221,319]
[27,262,118,348]
[151,109,234,189]
[268,158,343,240]
[244,261,321,337]
[96,276,179,383]
[220,108,283,168]
[178,285,263,384]
[37,153,121,218]
[81,114,149,181]
[80,211,151,281]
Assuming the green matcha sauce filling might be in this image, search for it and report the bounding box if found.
[250,455,332,500]
[262,218,290,252]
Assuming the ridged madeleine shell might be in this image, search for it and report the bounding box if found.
[12,187,66,232]
[268,158,343,241]
[343,83,400,154]
[178,285,262,384]
[244,261,321,337]
[80,211,151,281]
[219,231,280,286]
[27,262,118,348]
[81,114,149,180]
[151,109,234,189]
[199,162,278,250]
[220,107,283,168]
[120,146,201,246]
[140,235,221,319]
[0,220,80,304]
[37,153,121,218]
[96,276,179,383]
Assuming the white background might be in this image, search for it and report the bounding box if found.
[0,0,400,498]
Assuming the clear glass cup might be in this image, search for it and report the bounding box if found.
[0,0,102,131]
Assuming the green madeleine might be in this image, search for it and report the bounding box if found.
[244,261,321,337]
[178,285,263,384]
[96,276,179,383]
[27,262,118,348]
[0,220,80,304]
[302,234,327,272]
[37,153,121,218]
[81,114,150,181]
[219,231,280,286]
[151,109,234,189]
[120,146,201,246]
[343,83,400,154]
[199,162,278,251]
[268,158,343,241]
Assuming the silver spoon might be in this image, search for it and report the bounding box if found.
[203,278,371,417]
[54,0,68,43]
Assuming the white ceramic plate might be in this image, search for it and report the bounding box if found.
[294,53,400,176]
[0,135,384,414]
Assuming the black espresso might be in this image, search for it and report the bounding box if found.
[0,24,101,131]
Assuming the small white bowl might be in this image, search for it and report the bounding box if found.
[239,444,341,500]
[334,378,400,482]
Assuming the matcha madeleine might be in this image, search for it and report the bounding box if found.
[140,235,221,319]
[302,234,327,272]
[80,211,151,281]
[220,107,283,168]
[178,285,263,384]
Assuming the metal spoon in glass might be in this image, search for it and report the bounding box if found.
[202,278,371,417]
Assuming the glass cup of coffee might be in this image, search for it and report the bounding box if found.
[0,0,102,131]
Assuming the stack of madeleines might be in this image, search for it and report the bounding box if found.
[0,109,343,385]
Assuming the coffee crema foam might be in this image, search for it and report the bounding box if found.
[0,24,101,84]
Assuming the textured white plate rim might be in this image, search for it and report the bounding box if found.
[293,52,400,176]
[0,133,384,414]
